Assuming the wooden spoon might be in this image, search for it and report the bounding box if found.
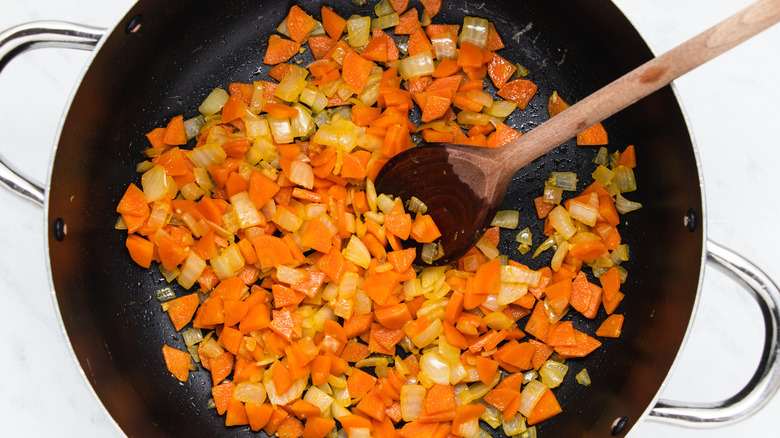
[375,0,780,265]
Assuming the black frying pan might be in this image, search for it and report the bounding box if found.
[1,0,779,437]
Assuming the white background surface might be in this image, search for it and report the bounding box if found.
[0,0,778,437]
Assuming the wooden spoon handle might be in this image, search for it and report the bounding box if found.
[499,0,780,173]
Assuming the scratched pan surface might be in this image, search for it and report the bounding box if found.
[45,0,702,436]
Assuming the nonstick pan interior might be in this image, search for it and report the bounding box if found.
[45,0,703,436]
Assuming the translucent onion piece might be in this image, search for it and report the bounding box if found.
[181,327,203,347]
[303,386,334,413]
[548,206,577,239]
[267,115,294,144]
[178,251,206,289]
[532,235,556,259]
[291,103,314,138]
[420,350,450,385]
[483,311,515,330]
[456,110,491,126]
[398,51,435,80]
[542,186,563,205]
[550,240,570,272]
[411,318,443,349]
[431,34,457,59]
[142,165,177,203]
[275,65,309,102]
[343,235,371,269]
[593,146,609,165]
[491,210,519,229]
[539,360,569,389]
[502,414,528,435]
[615,193,643,214]
[515,227,533,245]
[500,265,541,286]
[230,191,265,229]
[575,368,592,386]
[592,165,615,186]
[210,253,235,280]
[156,286,176,302]
[374,0,395,16]
[347,16,372,47]
[547,172,578,191]
[372,13,400,30]
[476,236,500,260]
[234,381,267,404]
[498,282,528,306]
[376,194,396,214]
[613,166,637,193]
[265,370,307,406]
[289,160,314,189]
[519,380,547,417]
[407,196,428,214]
[183,115,205,140]
[400,384,425,421]
[568,199,599,227]
[484,100,517,117]
[198,88,229,116]
[459,16,489,49]
[188,143,227,168]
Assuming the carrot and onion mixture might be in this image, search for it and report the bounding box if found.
[116,1,640,437]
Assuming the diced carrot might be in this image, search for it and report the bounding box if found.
[395,8,420,34]
[161,344,191,382]
[475,356,499,385]
[302,416,336,438]
[526,388,563,425]
[276,416,305,438]
[596,314,625,338]
[321,6,347,40]
[577,122,609,145]
[342,50,375,94]
[409,214,441,243]
[285,5,316,44]
[264,34,301,65]
[420,0,442,18]
[487,53,517,88]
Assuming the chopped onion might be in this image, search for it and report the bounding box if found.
[181,327,203,347]
[372,13,400,30]
[431,34,457,59]
[568,199,599,227]
[519,380,547,417]
[339,272,359,298]
[411,318,443,348]
[155,286,176,302]
[481,403,502,428]
[498,282,528,305]
[575,368,592,386]
[615,193,642,214]
[483,311,514,330]
[476,235,500,260]
[398,51,435,80]
[539,359,569,389]
[343,235,371,269]
[183,115,205,140]
[400,384,425,421]
[142,165,177,203]
[500,264,541,286]
[267,115,294,144]
[491,210,519,229]
[347,16,372,47]
[265,369,307,406]
[234,381,267,404]
[420,350,450,385]
[550,240,569,272]
[276,65,309,102]
[178,251,206,289]
[303,386,333,413]
[374,0,395,16]
[198,88,229,116]
[547,172,578,191]
[230,191,265,229]
[289,160,314,189]
[456,110,491,126]
[291,103,314,138]
[548,206,577,239]
[502,413,527,435]
[613,166,637,193]
[484,100,517,117]
[592,165,615,186]
[187,142,227,168]
[593,146,609,165]
[459,16,489,49]
[515,227,532,245]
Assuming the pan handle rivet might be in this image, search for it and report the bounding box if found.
[610,416,628,436]
[53,218,67,242]
[684,208,697,232]
[125,14,142,34]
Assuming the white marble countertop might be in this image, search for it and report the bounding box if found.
[1,0,778,437]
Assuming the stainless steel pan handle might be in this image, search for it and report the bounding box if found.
[0,21,104,207]
[649,239,780,426]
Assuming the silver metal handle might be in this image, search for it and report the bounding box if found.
[0,21,105,207]
[649,240,780,426]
